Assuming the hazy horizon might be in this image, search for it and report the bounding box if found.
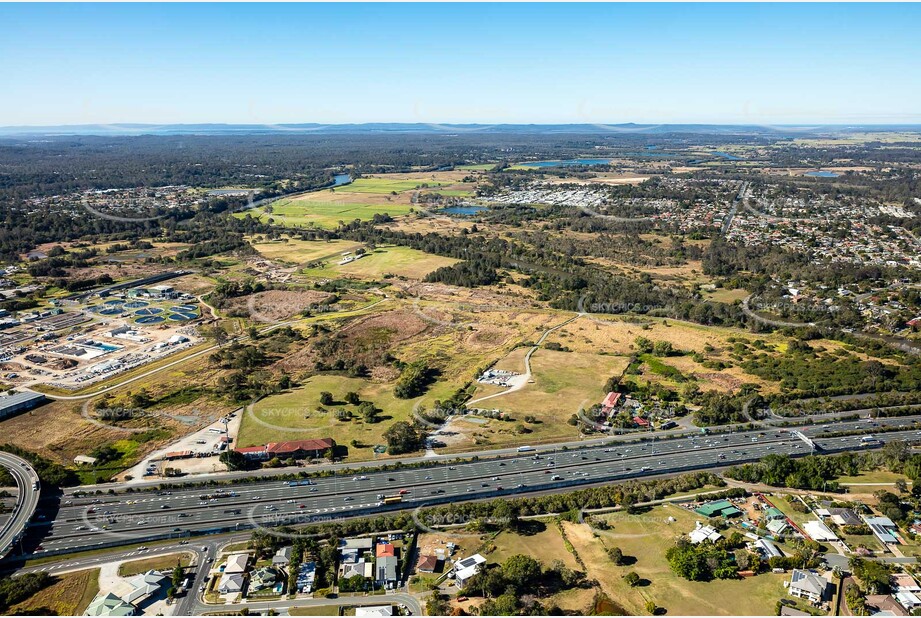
[2,3,920,127]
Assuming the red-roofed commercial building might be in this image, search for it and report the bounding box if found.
[235,445,269,460]
[236,438,335,461]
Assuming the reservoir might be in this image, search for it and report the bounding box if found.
[805,171,839,178]
[520,158,612,168]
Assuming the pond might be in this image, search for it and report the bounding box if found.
[441,205,487,216]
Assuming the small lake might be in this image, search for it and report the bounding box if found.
[332,173,352,186]
[711,151,742,161]
[520,158,612,168]
[805,171,840,178]
[441,205,487,216]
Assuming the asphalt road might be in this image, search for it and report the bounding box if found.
[0,452,40,557]
[20,415,921,557]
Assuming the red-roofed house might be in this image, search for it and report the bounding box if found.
[633,416,649,428]
[376,543,396,558]
[601,391,622,414]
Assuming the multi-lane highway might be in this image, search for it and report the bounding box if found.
[0,452,40,557]
[20,415,921,558]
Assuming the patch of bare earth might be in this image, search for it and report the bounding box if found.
[224,289,333,322]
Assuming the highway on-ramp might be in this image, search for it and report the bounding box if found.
[0,452,40,557]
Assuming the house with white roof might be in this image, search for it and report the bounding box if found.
[355,606,394,617]
[689,522,722,544]
[223,552,250,574]
[454,554,487,587]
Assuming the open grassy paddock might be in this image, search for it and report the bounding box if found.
[9,568,100,616]
[469,348,630,443]
[568,504,788,615]
[238,373,461,454]
[249,237,366,264]
[301,245,460,280]
[488,519,581,570]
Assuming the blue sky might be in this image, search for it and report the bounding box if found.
[1,3,920,126]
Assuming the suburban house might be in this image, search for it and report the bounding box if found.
[341,537,375,551]
[218,573,246,595]
[788,569,828,604]
[600,391,621,415]
[342,558,374,580]
[296,561,316,594]
[376,555,399,585]
[803,520,838,543]
[376,542,396,558]
[454,554,487,588]
[249,566,281,592]
[763,506,786,522]
[689,523,722,544]
[223,553,250,575]
[866,516,902,545]
[355,606,394,617]
[767,518,790,536]
[754,538,783,559]
[236,438,336,461]
[892,574,921,611]
[828,508,862,527]
[416,555,438,573]
[865,595,910,616]
[273,546,292,567]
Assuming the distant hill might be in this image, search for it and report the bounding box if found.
[2,122,919,137]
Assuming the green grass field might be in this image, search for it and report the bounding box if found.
[301,245,459,280]
[569,504,789,615]
[239,373,460,455]
[241,199,415,229]
[338,178,451,193]
[456,163,496,171]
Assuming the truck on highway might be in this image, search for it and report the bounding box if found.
[382,495,403,505]
[517,446,535,452]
